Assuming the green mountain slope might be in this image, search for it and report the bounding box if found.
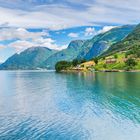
[77,25,135,60]
[44,40,85,69]
[103,24,140,56]
[44,25,135,69]
[0,47,57,70]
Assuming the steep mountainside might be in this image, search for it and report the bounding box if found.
[0,47,57,70]
[102,24,140,56]
[44,40,85,69]
[77,25,135,60]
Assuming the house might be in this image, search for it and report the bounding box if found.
[105,56,117,64]
[80,61,95,69]
[106,59,117,64]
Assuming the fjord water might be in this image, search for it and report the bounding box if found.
[0,71,140,140]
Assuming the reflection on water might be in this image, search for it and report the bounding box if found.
[0,71,140,140]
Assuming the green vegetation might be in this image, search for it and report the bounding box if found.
[114,54,118,59]
[55,61,72,72]
[124,58,137,70]
[125,58,137,66]
[127,45,140,57]
[103,24,140,56]
[55,23,140,72]
[97,23,140,71]
[93,50,140,71]
[72,59,79,67]
[55,46,140,72]
[55,59,87,72]
[45,40,86,69]
[72,59,86,66]
[93,58,98,64]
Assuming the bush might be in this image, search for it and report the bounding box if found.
[125,45,140,58]
[125,51,132,58]
[103,64,107,68]
[124,66,131,71]
[102,57,105,60]
[136,49,140,58]
[125,58,137,67]
[125,53,128,58]
[72,59,86,67]
[72,59,79,67]
[55,61,72,72]
[114,54,118,59]
[94,67,99,71]
[93,58,98,64]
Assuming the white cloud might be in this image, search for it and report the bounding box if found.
[8,37,68,52]
[32,37,67,50]
[59,44,68,50]
[8,40,35,52]
[98,26,115,34]
[84,26,116,37]
[0,0,139,30]
[0,27,49,41]
[85,27,96,36]
[0,27,67,52]
[68,32,79,38]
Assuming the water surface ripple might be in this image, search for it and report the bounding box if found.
[0,71,140,140]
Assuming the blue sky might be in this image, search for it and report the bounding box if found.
[0,0,139,62]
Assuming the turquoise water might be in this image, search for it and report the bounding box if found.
[0,71,140,140]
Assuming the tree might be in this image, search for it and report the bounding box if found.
[55,61,72,72]
[80,59,86,63]
[136,51,140,58]
[114,54,118,59]
[103,64,107,68]
[72,59,79,67]
[93,58,98,64]
[102,57,105,60]
[125,58,137,67]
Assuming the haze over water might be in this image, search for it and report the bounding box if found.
[0,71,140,140]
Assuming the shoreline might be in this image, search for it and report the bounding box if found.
[60,69,140,73]
[0,69,140,73]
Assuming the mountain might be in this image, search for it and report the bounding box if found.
[102,24,140,56]
[44,40,85,69]
[77,25,135,60]
[43,25,135,69]
[0,25,136,70]
[0,47,57,70]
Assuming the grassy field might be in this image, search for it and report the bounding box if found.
[55,51,140,72]
[90,52,140,71]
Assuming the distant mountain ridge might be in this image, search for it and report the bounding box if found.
[0,47,57,70]
[0,24,136,70]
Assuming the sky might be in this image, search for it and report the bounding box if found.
[0,0,140,62]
